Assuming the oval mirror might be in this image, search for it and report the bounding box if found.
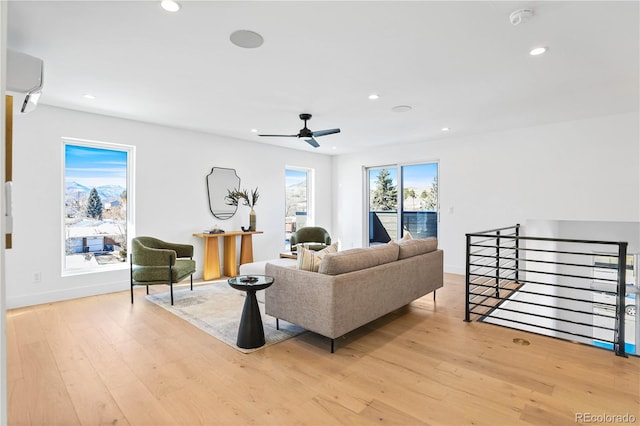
[206,167,241,220]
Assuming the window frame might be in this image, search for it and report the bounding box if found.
[61,137,135,276]
[284,166,315,249]
[364,160,439,246]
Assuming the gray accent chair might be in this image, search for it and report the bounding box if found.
[290,226,331,251]
[130,236,196,305]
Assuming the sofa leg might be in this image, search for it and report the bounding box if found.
[433,289,436,301]
[331,339,335,353]
[130,285,134,304]
[276,318,280,330]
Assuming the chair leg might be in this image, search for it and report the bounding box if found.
[190,274,193,291]
[168,255,174,305]
[276,318,279,330]
[130,254,134,304]
[433,289,436,301]
[330,339,335,353]
[146,286,149,295]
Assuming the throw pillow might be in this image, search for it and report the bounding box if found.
[297,242,338,272]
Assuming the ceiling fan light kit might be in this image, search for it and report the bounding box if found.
[258,113,340,148]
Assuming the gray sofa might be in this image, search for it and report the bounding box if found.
[265,238,443,352]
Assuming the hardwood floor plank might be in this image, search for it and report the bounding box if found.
[39,307,129,425]
[6,274,639,425]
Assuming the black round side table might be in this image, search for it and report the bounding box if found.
[227,275,274,349]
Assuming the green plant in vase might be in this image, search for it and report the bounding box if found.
[226,187,259,231]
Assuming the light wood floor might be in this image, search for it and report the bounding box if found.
[7,273,639,425]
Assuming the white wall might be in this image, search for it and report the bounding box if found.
[6,106,639,307]
[6,105,332,308]
[333,112,640,274]
[0,1,8,423]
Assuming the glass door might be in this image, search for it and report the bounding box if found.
[401,163,438,239]
[367,167,398,244]
[366,162,438,246]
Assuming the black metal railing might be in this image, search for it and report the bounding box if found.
[465,224,630,357]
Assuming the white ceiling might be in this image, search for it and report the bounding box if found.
[7,1,639,155]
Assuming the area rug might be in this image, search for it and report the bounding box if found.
[146,281,305,353]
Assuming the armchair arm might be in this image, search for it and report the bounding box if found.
[133,246,176,266]
[160,242,193,258]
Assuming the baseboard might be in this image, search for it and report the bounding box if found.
[6,280,129,309]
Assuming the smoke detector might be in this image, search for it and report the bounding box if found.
[509,9,534,26]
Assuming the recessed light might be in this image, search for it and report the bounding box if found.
[391,105,412,113]
[82,93,96,100]
[368,94,379,100]
[251,129,258,133]
[530,47,547,56]
[441,127,450,132]
[230,30,264,49]
[160,0,181,12]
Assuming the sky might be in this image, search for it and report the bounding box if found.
[286,169,307,187]
[368,163,437,190]
[65,144,128,188]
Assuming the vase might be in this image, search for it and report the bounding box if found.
[249,208,256,231]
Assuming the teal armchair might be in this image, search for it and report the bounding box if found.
[130,236,196,305]
[290,226,331,252]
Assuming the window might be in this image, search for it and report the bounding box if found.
[285,167,313,249]
[63,139,134,274]
[366,162,438,245]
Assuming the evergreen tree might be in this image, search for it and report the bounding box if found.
[404,188,417,209]
[86,187,104,220]
[371,169,397,210]
[420,177,438,210]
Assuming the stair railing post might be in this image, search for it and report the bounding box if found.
[515,224,520,284]
[465,234,471,322]
[615,242,628,357]
[495,230,501,298]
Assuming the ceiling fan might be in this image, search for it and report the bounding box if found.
[258,113,340,148]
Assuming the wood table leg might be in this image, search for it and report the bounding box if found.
[223,235,238,277]
[203,237,221,280]
[240,234,254,265]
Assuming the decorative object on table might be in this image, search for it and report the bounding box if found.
[206,167,240,220]
[204,227,225,234]
[240,276,259,283]
[225,186,259,231]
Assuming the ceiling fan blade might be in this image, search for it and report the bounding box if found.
[312,128,341,137]
[258,134,298,138]
[305,137,320,148]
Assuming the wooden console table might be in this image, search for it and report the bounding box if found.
[193,231,263,280]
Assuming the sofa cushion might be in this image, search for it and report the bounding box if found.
[297,242,338,272]
[318,242,399,275]
[132,258,196,283]
[397,237,438,260]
